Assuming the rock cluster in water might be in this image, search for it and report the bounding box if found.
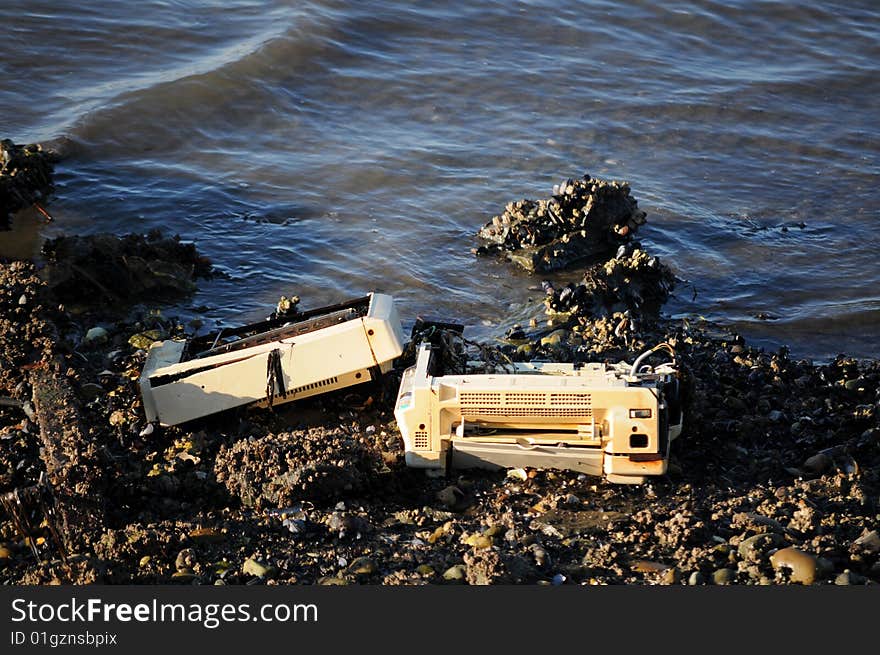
[543,244,676,324]
[0,140,56,229]
[495,243,677,362]
[40,231,216,309]
[475,174,646,272]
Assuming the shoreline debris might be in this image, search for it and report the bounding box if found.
[396,337,682,484]
[139,293,405,426]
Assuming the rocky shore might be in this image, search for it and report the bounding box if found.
[1,174,878,586]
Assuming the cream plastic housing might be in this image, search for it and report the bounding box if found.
[140,293,405,426]
[395,344,683,484]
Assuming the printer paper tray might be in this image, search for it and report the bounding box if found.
[451,440,604,477]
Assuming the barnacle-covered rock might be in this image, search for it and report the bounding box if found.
[40,231,215,308]
[214,427,382,508]
[0,140,56,229]
[475,174,646,272]
[543,244,676,324]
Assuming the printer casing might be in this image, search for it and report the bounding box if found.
[395,344,682,484]
[140,293,405,426]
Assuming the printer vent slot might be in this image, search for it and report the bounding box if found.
[504,392,546,405]
[549,393,592,406]
[460,392,502,406]
[413,431,429,450]
[463,406,592,418]
[292,376,339,395]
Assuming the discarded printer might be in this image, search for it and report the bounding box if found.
[139,293,405,426]
[395,342,683,484]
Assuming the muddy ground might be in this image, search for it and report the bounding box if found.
[0,231,878,586]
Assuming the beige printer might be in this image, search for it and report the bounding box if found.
[395,343,682,484]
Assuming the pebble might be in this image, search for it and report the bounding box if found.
[175,548,196,572]
[859,428,879,446]
[661,567,681,585]
[483,525,505,538]
[712,568,736,585]
[803,453,831,475]
[688,571,704,586]
[0,546,12,560]
[243,557,276,578]
[416,564,435,576]
[318,576,348,586]
[561,493,581,508]
[724,395,747,412]
[737,533,782,562]
[531,544,550,567]
[282,518,306,534]
[443,565,466,581]
[128,330,161,351]
[853,529,880,554]
[834,570,864,586]
[18,294,27,305]
[347,557,377,575]
[21,401,36,421]
[631,560,671,574]
[769,547,817,584]
[844,378,862,391]
[464,534,493,550]
[83,327,108,345]
[138,556,151,568]
[540,330,568,347]
[437,485,465,509]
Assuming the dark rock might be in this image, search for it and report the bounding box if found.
[0,140,56,229]
[41,232,215,309]
[475,174,646,273]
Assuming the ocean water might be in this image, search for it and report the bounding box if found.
[1,0,878,360]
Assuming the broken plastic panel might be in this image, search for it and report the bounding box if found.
[140,293,405,426]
